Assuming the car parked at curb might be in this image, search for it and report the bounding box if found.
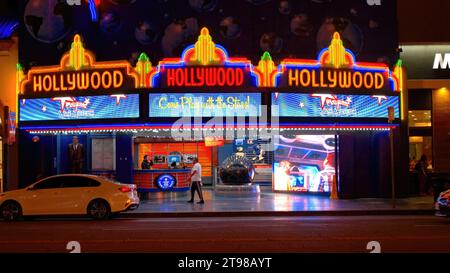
[0,174,139,221]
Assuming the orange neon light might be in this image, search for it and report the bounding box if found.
[134,52,157,88]
[19,34,140,93]
[70,34,86,70]
[255,52,279,87]
[393,60,403,92]
[393,59,404,120]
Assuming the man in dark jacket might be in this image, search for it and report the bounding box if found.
[68,136,84,173]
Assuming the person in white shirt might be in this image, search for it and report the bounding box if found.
[187,158,204,204]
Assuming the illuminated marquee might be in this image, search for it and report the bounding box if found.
[19,94,139,121]
[149,93,261,117]
[19,35,145,95]
[150,28,259,88]
[276,33,402,92]
[272,93,400,119]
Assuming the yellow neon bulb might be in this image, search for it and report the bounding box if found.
[16,64,25,122]
[328,32,346,68]
[393,60,404,120]
[190,27,221,65]
[69,34,86,70]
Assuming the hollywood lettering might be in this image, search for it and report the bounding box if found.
[165,67,245,87]
[287,68,387,90]
[31,70,125,93]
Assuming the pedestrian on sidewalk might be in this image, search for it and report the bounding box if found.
[187,158,205,204]
[415,155,429,196]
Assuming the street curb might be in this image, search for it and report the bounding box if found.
[120,209,435,218]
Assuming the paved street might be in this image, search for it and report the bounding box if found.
[0,215,449,253]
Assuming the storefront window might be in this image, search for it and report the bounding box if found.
[408,110,431,127]
[409,136,433,171]
[273,135,336,193]
[91,138,115,170]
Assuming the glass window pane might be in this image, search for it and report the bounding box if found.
[409,136,433,171]
[408,110,432,127]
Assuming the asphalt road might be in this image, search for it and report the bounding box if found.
[0,215,449,253]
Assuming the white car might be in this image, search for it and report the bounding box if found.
[0,174,139,220]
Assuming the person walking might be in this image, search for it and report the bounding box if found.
[187,158,204,204]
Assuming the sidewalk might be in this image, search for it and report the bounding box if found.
[123,187,436,217]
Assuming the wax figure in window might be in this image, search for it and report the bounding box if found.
[68,136,84,173]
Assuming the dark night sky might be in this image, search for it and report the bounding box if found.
[18,0,400,70]
[397,0,450,43]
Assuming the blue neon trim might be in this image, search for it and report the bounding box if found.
[88,0,98,22]
[317,47,329,62]
[215,44,230,59]
[345,49,356,63]
[180,44,195,61]
[0,17,18,39]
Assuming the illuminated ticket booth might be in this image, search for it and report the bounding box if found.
[17,29,408,199]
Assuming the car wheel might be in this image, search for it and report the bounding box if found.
[87,199,111,220]
[1,201,23,221]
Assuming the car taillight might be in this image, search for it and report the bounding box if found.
[119,187,132,193]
